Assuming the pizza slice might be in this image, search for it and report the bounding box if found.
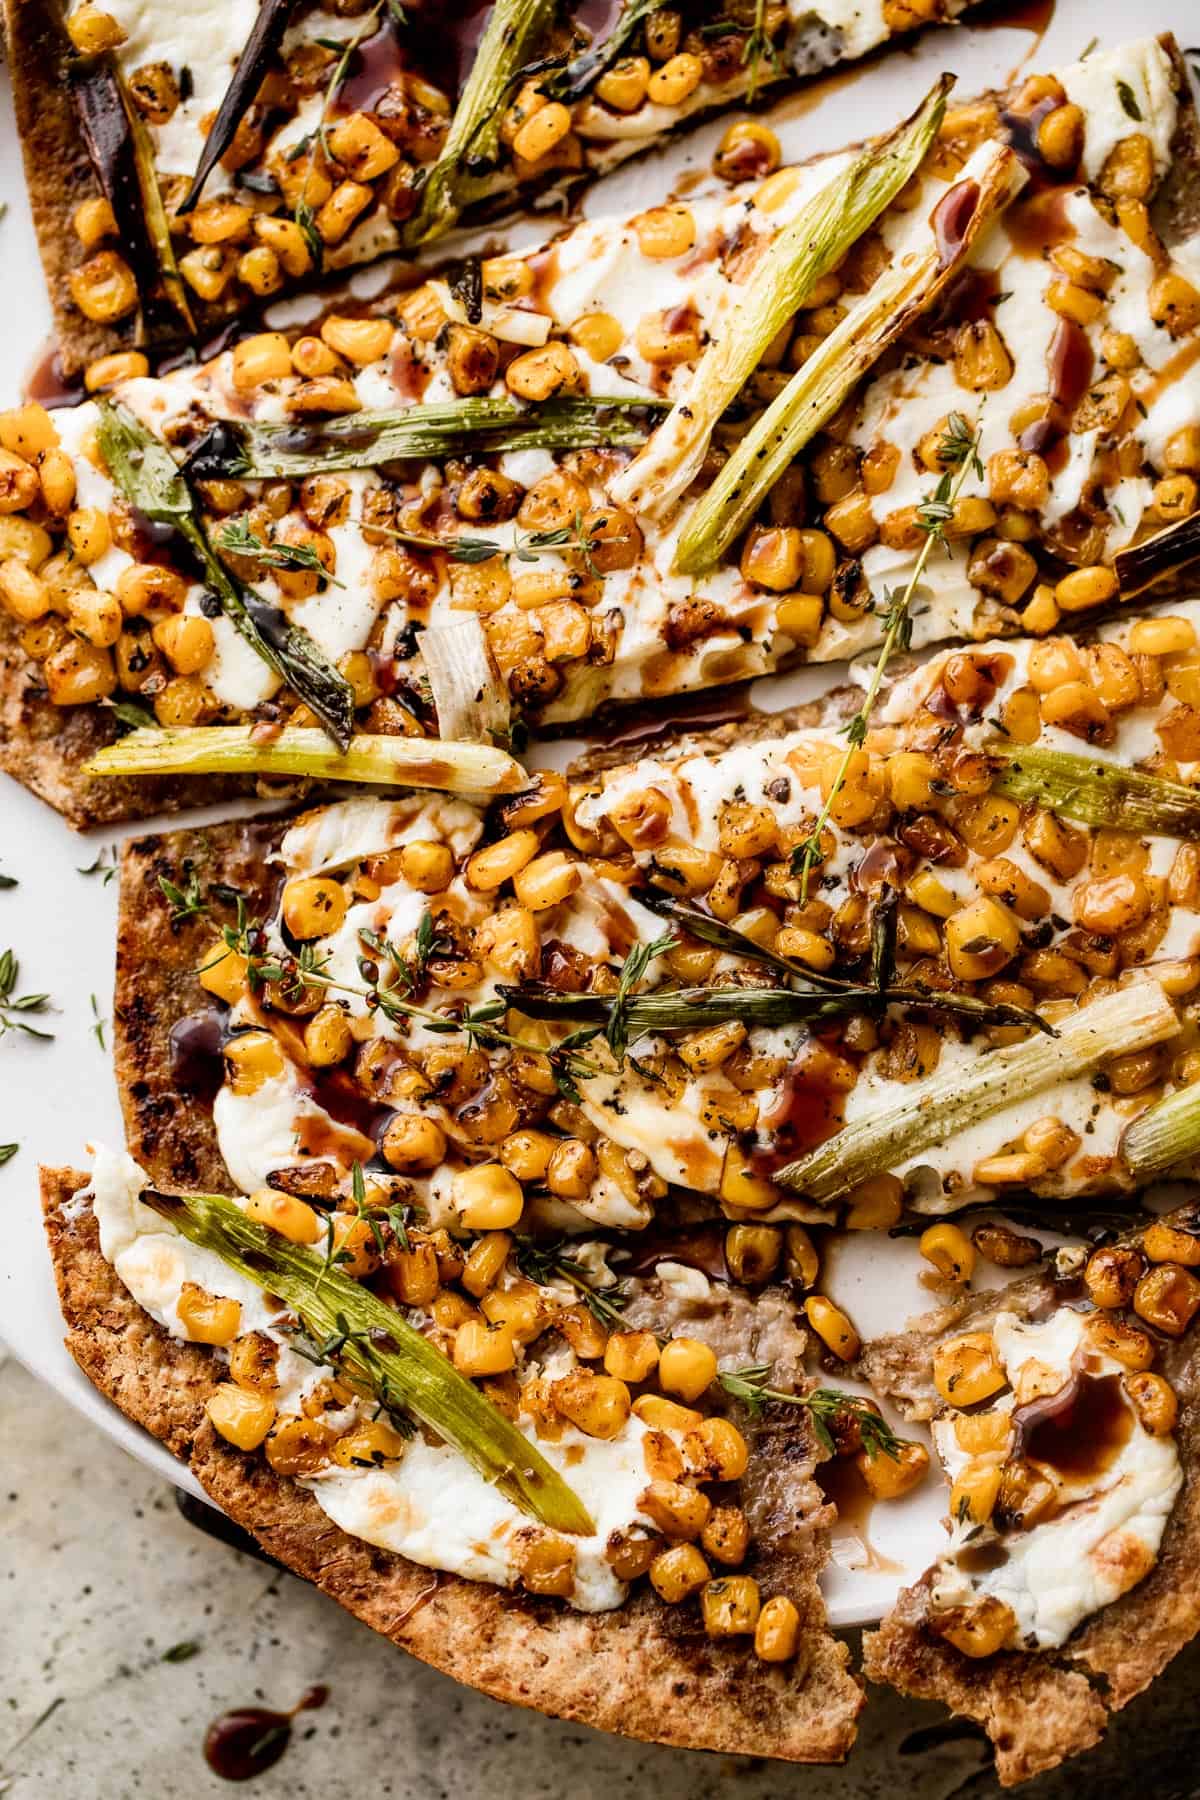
[8,0,979,365]
[3,37,1199,827]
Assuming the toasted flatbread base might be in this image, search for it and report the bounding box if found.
[41,1163,863,1760]
[859,1272,1200,1786]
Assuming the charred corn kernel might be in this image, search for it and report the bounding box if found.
[206,1383,276,1450]
[189,198,253,245]
[114,562,187,617]
[511,99,572,164]
[67,3,125,53]
[243,1186,321,1245]
[568,312,624,365]
[640,1479,711,1540]
[604,1331,660,1383]
[701,1576,761,1638]
[68,249,138,322]
[512,1530,576,1597]
[281,875,346,940]
[714,118,781,183]
[228,1332,279,1396]
[679,1021,747,1074]
[385,839,451,895]
[555,1306,608,1362]
[545,1138,596,1200]
[381,1113,447,1173]
[331,1419,408,1468]
[1084,1244,1146,1310]
[496,1129,555,1185]
[321,315,394,366]
[176,1282,241,1346]
[301,1004,353,1069]
[1129,616,1196,657]
[34,448,76,516]
[934,1332,1006,1406]
[682,1417,749,1483]
[327,112,400,180]
[953,320,1012,391]
[844,1173,903,1231]
[1086,1313,1154,1370]
[73,195,118,250]
[0,560,49,623]
[724,1224,782,1286]
[82,350,150,395]
[646,51,702,105]
[1074,872,1151,934]
[1036,101,1083,168]
[954,1410,1009,1456]
[1133,1263,1200,1337]
[231,332,292,391]
[595,55,650,111]
[633,1395,703,1434]
[945,897,1020,980]
[754,1594,800,1662]
[454,1163,524,1230]
[635,309,701,365]
[0,517,53,567]
[920,1223,975,1284]
[198,941,247,1005]
[803,1296,860,1361]
[265,1416,335,1476]
[508,850,578,913]
[935,1596,1015,1658]
[858,1438,929,1499]
[1150,270,1200,338]
[0,404,58,459]
[973,1150,1050,1186]
[178,245,239,301]
[701,1505,750,1567]
[465,829,539,891]
[387,1239,439,1308]
[253,215,314,277]
[1123,1371,1178,1437]
[1143,1219,1200,1266]
[43,639,116,705]
[552,1372,631,1439]
[67,587,121,647]
[238,246,283,296]
[315,180,373,244]
[783,1224,819,1288]
[150,613,214,675]
[635,205,695,259]
[659,1337,718,1402]
[650,1543,709,1603]
[1152,473,1199,522]
[823,487,877,553]
[453,1317,516,1376]
[1020,1116,1080,1172]
[505,341,579,402]
[1055,565,1118,611]
[66,507,111,566]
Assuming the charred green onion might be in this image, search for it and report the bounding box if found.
[611,75,952,524]
[182,396,665,481]
[773,982,1180,1203]
[547,0,667,102]
[84,726,526,792]
[178,0,297,213]
[1113,514,1200,598]
[990,744,1200,836]
[140,1187,594,1534]
[97,402,354,748]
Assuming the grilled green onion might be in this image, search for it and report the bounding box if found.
[178,0,295,214]
[773,982,1180,1203]
[990,744,1200,836]
[140,1186,594,1535]
[1113,514,1200,598]
[610,75,952,524]
[182,397,665,481]
[404,0,558,247]
[1122,1081,1200,1179]
[673,145,1018,573]
[96,401,354,748]
[548,0,667,102]
[118,72,196,333]
[84,726,526,793]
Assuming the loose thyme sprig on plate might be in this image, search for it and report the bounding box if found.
[792,411,984,900]
[719,1365,903,1460]
[0,949,54,1043]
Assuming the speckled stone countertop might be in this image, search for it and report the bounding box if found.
[4,1351,1199,1800]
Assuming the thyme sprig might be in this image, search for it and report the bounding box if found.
[606,931,677,1058]
[0,1144,18,1167]
[792,411,983,898]
[381,512,599,575]
[0,949,54,1043]
[514,1237,630,1330]
[159,868,208,925]
[215,520,345,588]
[718,1365,904,1459]
[742,0,781,100]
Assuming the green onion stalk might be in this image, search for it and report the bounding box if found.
[85,726,527,793]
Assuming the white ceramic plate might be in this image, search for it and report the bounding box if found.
[0,0,1192,1627]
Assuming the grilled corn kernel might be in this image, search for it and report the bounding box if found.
[331,1420,408,1469]
[381,1114,447,1174]
[206,1384,276,1451]
[1143,1219,1200,1266]
[231,331,292,391]
[387,1240,439,1308]
[595,56,650,112]
[152,613,214,675]
[453,1164,524,1230]
[640,1479,711,1541]
[804,1296,860,1360]
[604,1330,660,1383]
[265,1416,335,1476]
[228,1331,280,1397]
[552,1372,631,1439]
[701,1575,761,1638]
[506,342,580,403]
[754,1593,800,1662]
[281,875,346,940]
[1084,1244,1146,1310]
[1123,1371,1178,1437]
[197,941,247,1006]
[176,1282,241,1346]
[1150,271,1200,339]
[635,205,695,260]
[649,1542,709,1602]
[568,311,624,361]
[933,1332,1005,1406]
[944,896,1020,980]
[858,1438,929,1499]
[1133,1264,1200,1337]
[243,1187,321,1245]
[920,1223,975,1284]
[460,1231,512,1299]
[682,1417,749,1483]
[724,1224,782,1286]
[453,1317,517,1376]
[465,829,539,891]
[844,1174,903,1231]
[698,1505,748,1567]
[934,1596,1015,1659]
[43,639,116,705]
[633,1394,703,1433]
[658,1337,718,1402]
[646,51,702,106]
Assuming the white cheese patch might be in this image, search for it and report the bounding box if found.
[930,1308,1181,1648]
[96,0,260,179]
[280,795,485,874]
[1061,38,1178,185]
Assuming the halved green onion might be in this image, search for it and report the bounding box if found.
[182,396,665,481]
[990,744,1200,836]
[140,1187,594,1535]
[403,0,558,247]
[97,402,354,748]
[673,145,1018,574]
[84,725,526,792]
[118,72,196,334]
[1123,1082,1200,1178]
[610,74,952,524]
[1113,514,1200,598]
[422,617,512,747]
[774,982,1180,1203]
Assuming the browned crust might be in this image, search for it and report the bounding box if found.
[861,1270,1200,1785]
[41,1163,863,1760]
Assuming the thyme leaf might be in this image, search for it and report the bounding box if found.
[0,949,54,1043]
[216,519,344,587]
[158,868,208,925]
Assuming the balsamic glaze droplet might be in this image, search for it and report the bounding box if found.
[203,1708,293,1781]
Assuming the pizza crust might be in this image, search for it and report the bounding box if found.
[41,1163,864,1761]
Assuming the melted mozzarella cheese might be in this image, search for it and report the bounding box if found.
[930,1309,1181,1648]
